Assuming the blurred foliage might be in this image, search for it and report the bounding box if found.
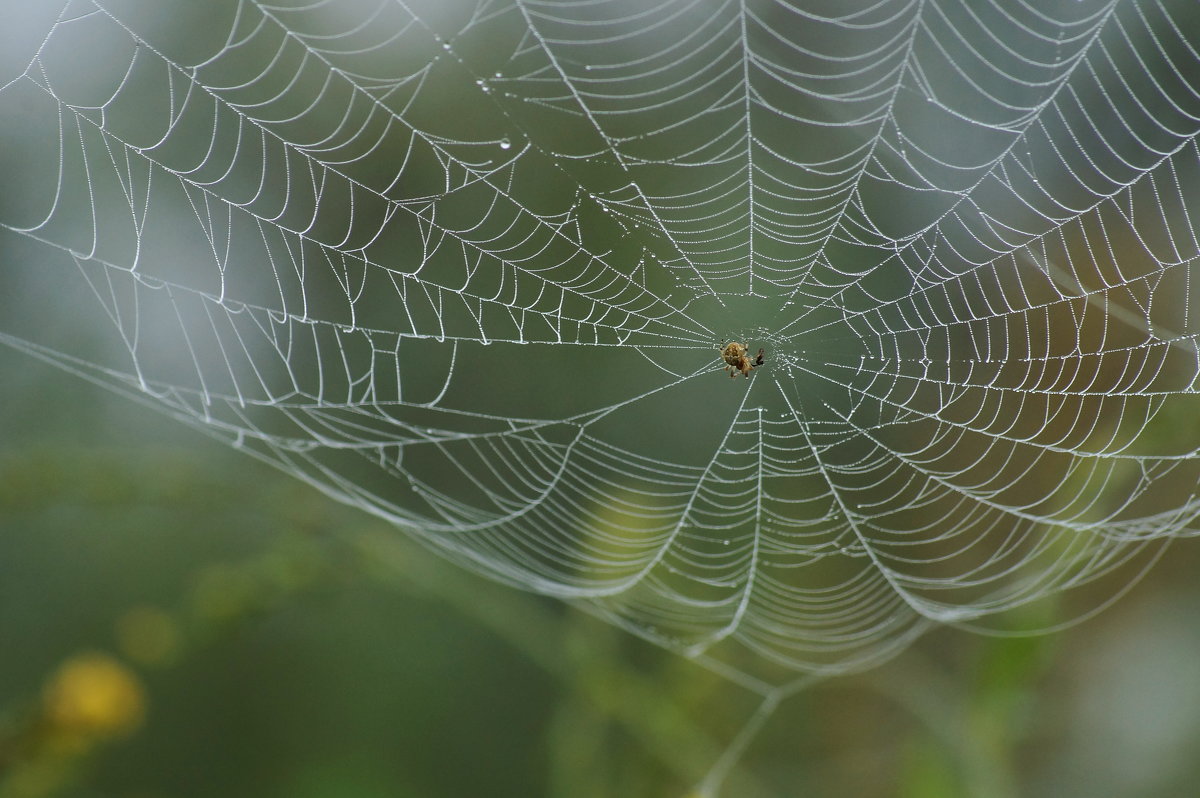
[4,1,1200,793]
[1,351,1200,798]
[0,652,144,798]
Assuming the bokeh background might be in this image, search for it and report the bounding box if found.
[3,336,1200,798]
[4,1,1200,796]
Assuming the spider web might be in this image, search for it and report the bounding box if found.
[3,0,1200,690]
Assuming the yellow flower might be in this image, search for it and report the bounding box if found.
[41,652,145,742]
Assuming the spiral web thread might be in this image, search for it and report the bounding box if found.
[3,0,1200,702]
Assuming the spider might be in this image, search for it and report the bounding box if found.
[720,341,765,378]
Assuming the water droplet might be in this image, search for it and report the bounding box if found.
[723,539,730,546]
[499,137,511,150]
[494,71,503,78]
[442,42,451,51]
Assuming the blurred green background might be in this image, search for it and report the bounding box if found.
[3,1,1200,796]
[2,340,1200,798]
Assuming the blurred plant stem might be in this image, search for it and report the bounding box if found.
[348,526,777,797]
[863,634,1053,798]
